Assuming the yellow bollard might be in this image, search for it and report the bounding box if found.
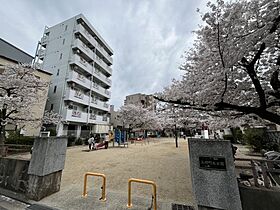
[82,172,106,201]
[127,178,157,210]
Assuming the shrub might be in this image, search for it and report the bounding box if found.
[243,128,266,152]
[6,130,35,145]
[223,135,234,143]
[75,138,83,145]
[46,128,57,136]
[231,127,244,144]
[67,136,76,146]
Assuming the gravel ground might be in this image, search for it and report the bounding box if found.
[39,137,195,207]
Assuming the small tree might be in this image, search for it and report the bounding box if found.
[0,64,50,147]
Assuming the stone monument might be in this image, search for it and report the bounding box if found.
[188,138,242,210]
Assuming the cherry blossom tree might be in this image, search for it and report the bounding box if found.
[118,104,162,133]
[156,0,280,125]
[0,64,56,146]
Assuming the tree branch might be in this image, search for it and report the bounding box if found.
[214,102,280,124]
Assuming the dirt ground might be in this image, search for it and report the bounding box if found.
[56,137,194,205]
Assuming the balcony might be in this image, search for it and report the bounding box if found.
[40,36,49,47]
[89,113,96,120]
[91,83,111,99]
[69,54,93,75]
[74,24,97,49]
[64,107,110,124]
[90,98,110,111]
[64,88,90,106]
[72,39,94,62]
[37,49,46,60]
[88,114,109,124]
[64,109,87,123]
[92,69,112,86]
[68,70,91,90]
[95,56,112,75]
[96,43,113,65]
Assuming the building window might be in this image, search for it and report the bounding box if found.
[62,38,65,45]
[65,25,68,31]
[54,85,57,93]
[57,69,60,76]
[50,104,54,111]
[59,53,63,60]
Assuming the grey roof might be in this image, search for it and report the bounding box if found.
[0,38,33,63]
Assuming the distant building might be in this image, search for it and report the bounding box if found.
[0,38,52,136]
[34,14,113,138]
[124,93,156,111]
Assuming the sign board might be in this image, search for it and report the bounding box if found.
[199,156,226,171]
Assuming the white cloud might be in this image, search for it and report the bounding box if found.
[0,0,204,108]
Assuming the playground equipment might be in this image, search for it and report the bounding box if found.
[114,128,128,147]
[127,178,157,210]
[82,172,106,201]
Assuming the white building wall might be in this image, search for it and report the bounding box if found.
[36,14,113,137]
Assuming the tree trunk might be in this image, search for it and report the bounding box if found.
[0,126,6,157]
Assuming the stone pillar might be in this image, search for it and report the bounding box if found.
[188,138,242,210]
[27,137,67,201]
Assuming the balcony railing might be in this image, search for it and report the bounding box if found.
[89,114,96,120]
[105,89,111,96]
[77,73,85,82]
[104,103,109,108]
[74,91,84,99]
[91,98,98,104]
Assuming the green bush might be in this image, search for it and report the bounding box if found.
[46,128,57,136]
[231,127,245,144]
[67,136,76,146]
[223,135,234,143]
[243,128,266,152]
[74,138,83,145]
[6,130,35,145]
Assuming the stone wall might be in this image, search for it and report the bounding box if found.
[266,131,280,144]
[0,158,30,193]
[239,186,280,210]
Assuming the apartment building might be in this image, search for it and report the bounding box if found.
[124,93,156,111]
[34,14,113,137]
[0,38,52,136]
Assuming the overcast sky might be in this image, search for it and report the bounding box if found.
[0,0,206,109]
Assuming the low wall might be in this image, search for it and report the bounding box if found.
[0,137,67,201]
[0,158,30,193]
[239,186,280,210]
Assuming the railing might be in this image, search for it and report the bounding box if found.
[102,116,108,121]
[83,172,106,201]
[104,103,109,108]
[77,73,85,82]
[127,178,157,210]
[74,91,83,99]
[235,158,280,188]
